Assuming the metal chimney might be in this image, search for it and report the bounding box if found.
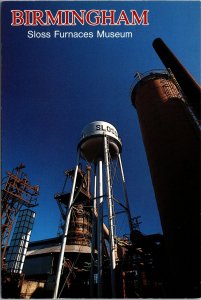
[152,38,201,120]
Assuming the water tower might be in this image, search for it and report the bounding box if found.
[53,121,133,298]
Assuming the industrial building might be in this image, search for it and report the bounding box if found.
[2,38,200,298]
[2,164,167,298]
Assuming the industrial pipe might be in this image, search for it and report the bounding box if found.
[97,159,103,298]
[104,135,116,298]
[153,38,201,120]
[53,151,80,299]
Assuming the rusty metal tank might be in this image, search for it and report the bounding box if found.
[131,70,200,297]
[67,202,92,247]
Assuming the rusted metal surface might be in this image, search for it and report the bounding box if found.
[68,202,92,247]
[65,166,91,200]
[1,164,39,269]
[55,166,93,247]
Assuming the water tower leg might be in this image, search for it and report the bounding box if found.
[104,135,116,298]
[118,154,134,237]
[90,164,97,298]
[53,151,80,299]
[97,159,103,298]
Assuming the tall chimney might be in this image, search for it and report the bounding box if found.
[153,38,200,120]
[131,71,200,297]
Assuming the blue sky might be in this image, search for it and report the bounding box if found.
[2,1,200,242]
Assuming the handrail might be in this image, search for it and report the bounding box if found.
[131,69,170,91]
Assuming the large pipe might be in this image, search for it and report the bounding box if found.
[90,165,97,298]
[153,38,201,120]
[104,135,116,298]
[97,159,103,298]
[118,154,134,239]
[53,151,80,299]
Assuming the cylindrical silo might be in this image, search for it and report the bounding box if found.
[131,71,200,297]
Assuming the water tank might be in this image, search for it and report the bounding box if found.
[78,121,122,162]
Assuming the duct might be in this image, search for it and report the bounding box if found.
[153,38,201,120]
